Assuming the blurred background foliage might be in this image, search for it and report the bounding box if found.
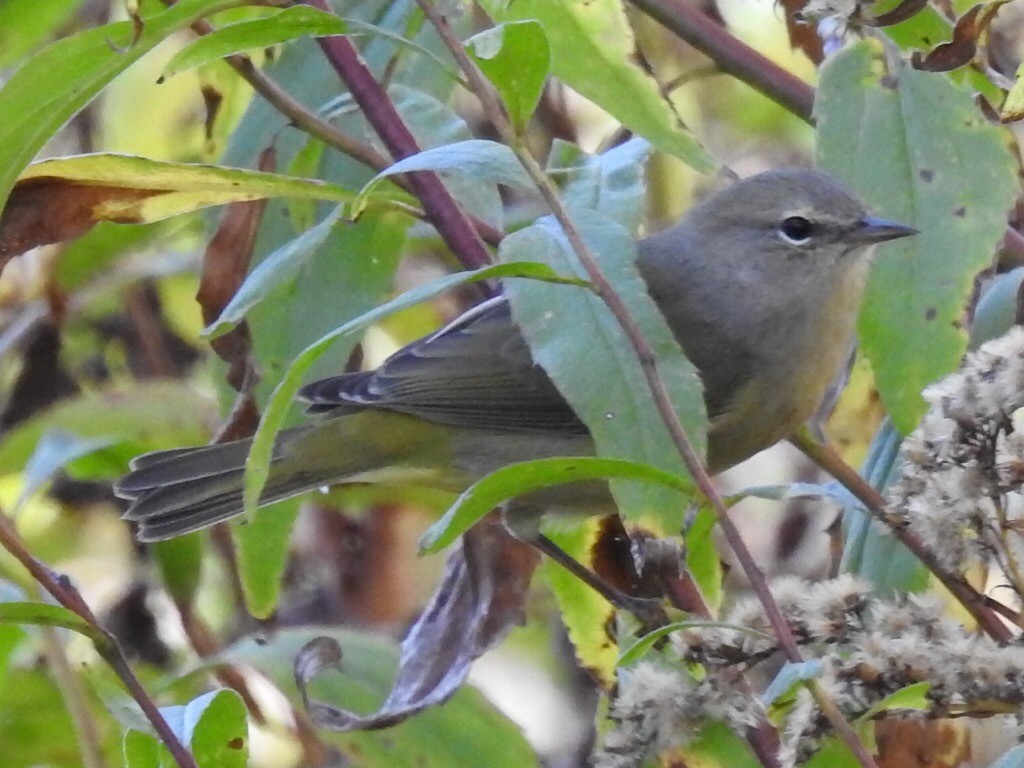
[0,1,1022,767]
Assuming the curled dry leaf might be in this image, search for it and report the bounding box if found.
[195,148,275,394]
[294,515,539,732]
[868,0,929,27]
[778,0,824,64]
[0,179,157,266]
[912,2,1011,73]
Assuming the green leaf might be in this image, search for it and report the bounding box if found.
[153,535,204,607]
[679,720,762,768]
[617,620,769,668]
[175,690,248,768]
[14,429,112,515]
[970,267,1024,349]
[126,690,248,768]
[1,667,120,765]
[501,211,706,531]
[0,0,83,68]
[0,382,215,477]
[9,152,354,228]
[685,506,722,612]
[232,498,300,619]
[1002,62,1024,122]
[123,730,161,768]
[856,681,931,722]
[388,86,507,229]
[481,0,716,173]
[421,456,689,553]
[0,601,107,647]
[467,21,550,132]
[205,628,538,768]
[816,41,1017,433]
[541,522,617,686]
[355,139,534,215]
[205,204,345,337]
[285,137,326,234]
[803,736,863,768]
[761,659,823,709]
[163,5,347,78]
[549,137,651,232]
[0,0,255,212]
[840,418,928,595]
[243,261,584,531]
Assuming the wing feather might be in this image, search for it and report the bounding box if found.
[298,296,586,433]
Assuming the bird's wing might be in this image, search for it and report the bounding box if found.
[299,296,588,434]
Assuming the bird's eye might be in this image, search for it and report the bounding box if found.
[778,216,814,244]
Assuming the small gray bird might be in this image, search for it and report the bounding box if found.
[116,169,915,541]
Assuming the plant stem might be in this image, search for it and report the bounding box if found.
[789,430,1012,642]
[303,0,495,273]
[174,9,504,248]
[0,513,199,768]
[626,0,815,121]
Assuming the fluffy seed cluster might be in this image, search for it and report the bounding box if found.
[597,575,1024,768]
[890,327,1024,573]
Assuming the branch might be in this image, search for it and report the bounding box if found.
[0,512,199,768]
[170,8,504,248]
[789,430,1012,642]
[626,0,815,122]
[302,0,496,274]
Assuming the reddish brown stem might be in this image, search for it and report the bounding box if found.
[304,0,495,275]
[790,431,1012,643]
[0,513,199,768]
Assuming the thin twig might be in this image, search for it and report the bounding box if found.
[789,430,1012,642]
[415,4,878,766]
[35,598,107,768]
[626,0,815,121]
[0,513,199,768]
[301,0,496,274]
[169,7,504,247]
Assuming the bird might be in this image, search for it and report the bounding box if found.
[115,169,916,542]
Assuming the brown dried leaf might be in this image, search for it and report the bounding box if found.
[913,3,1010,72]
[295,516,539,732]
[196,148,274,393]
[778,0,824,64]
[869,0,930,27]
[0,179,158,265]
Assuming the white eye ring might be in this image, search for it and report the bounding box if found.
[778,216,814,245]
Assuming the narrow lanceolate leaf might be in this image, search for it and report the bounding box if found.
[480,0,716,173]
[354,139,534,215]
[0,602,107,648]
[467,21,551,132]
[0,154,356,261]
[501,211,706,532]
[420,457,691,553]
[816,41,1016,433]
[163,6,347,78]
[206,205,345,337]
[0,0,252,214]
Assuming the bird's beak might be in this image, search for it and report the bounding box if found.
[852,215,919,244]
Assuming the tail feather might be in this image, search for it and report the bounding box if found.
[115,411,439,542]
[119,438,277,493]
[131,473,325,542]
[115,426,332,541]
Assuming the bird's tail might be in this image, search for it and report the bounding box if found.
[116,422,359,542]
